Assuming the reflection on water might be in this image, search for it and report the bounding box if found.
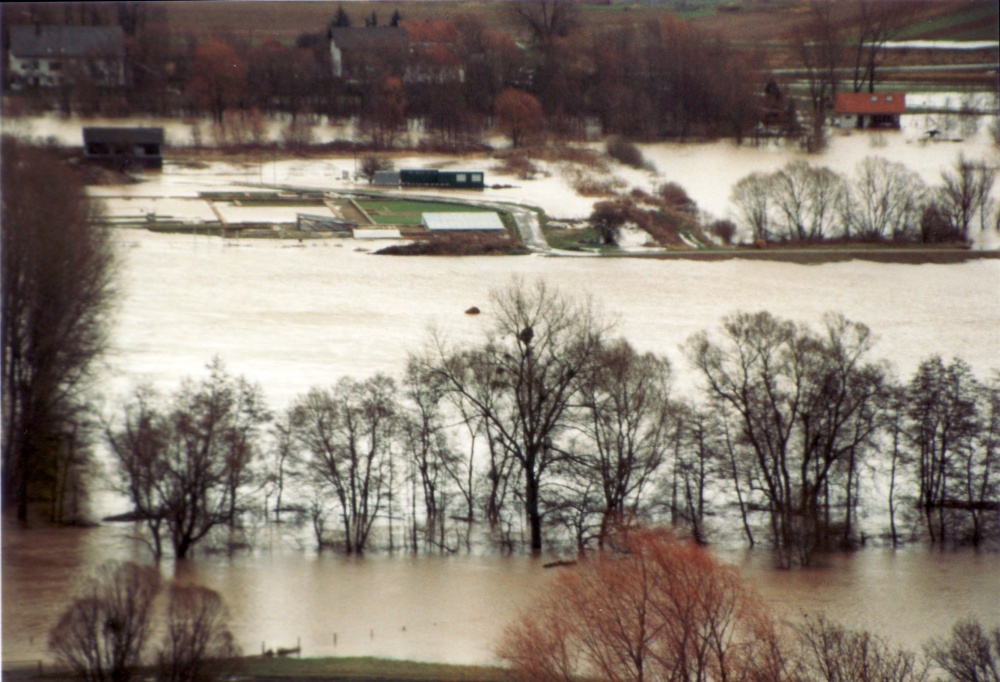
[4,519,998,666]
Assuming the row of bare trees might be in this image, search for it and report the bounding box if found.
[499,526,1000,682]
[731,154,998,243]
[107,280,999,566]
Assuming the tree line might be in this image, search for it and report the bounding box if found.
[587,150,997,250]
[2,136,116,525]
[104,280,999,568]
[6,2,764,146]
[730,154,998,244]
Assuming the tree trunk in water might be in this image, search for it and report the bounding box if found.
[525,475,542,553]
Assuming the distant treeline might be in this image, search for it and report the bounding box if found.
[5,3,772,146]
[102,281,999,568]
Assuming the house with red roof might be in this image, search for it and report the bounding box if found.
[833,92,906,129]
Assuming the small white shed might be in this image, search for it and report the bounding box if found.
[422,212,505,232]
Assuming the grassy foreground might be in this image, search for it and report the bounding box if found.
[238,656,508,682]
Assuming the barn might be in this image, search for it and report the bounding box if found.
[833,92,906,129]
[83,127,164,169]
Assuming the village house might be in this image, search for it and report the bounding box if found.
[326,20,464,85]
[326,26,408,81]
[833,92,906,129]
[6,24,125,90]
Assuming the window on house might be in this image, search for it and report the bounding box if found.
[50,61,62,71]
[472,174,482,183]
[886,95,893,102]
[870,96,878,103]
[456,173,467,183]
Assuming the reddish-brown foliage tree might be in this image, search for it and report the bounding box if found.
[497,527,794,681]
[188,39,247,125]
[496,88,543,148]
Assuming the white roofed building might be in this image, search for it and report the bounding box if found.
[422,212,505,232]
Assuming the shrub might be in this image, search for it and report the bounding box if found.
[606,136,653,171]
[657,182,698,215]
[710,219,738,245]
[589,200,632,245]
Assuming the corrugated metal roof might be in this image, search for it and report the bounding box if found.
[354,228,402,239]
[9,25,125,58]
[834,92,906,115]
[422,212,504,231]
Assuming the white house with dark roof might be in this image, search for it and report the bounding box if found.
[7,25,125,90]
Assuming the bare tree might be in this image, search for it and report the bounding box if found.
[290,375,398,554]
[844,156,926,240]
[938,154,996,242]
[686,311,889,566]
[400,358,459,551]
[906,357,998,545]
[797,614,929,682]
[850,0,910,94]
[731,172,774,242]
[157,585,240,682]
[769,160,847,241]
[49,561,161,682]
[795,1,844,149]
[2,136,116,524]
[495,88,544,148]
[187,39,247,125]
[511,0,578,47]
[573,339,674,546]
[107,360,270,559]
[925,618,1000,682]
[422,279,610,552]
[358,76,408,149]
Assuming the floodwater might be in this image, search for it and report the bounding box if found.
[4,227,999,667]
[102,228,1000,407]
[3,115,1000,668]
[4,518,1000,666]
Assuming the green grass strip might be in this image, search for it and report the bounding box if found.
[239,656,508,681]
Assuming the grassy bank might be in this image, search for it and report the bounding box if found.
[238,656,508,682]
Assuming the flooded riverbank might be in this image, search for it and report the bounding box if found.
[4,518,998,666]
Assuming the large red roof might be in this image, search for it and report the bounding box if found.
[834,92,906,115]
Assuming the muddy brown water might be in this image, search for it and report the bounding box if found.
[3,518,999,667]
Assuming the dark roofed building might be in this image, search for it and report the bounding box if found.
[327,27,408,80]
[7,25,126,90]
[83,127,164,169]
